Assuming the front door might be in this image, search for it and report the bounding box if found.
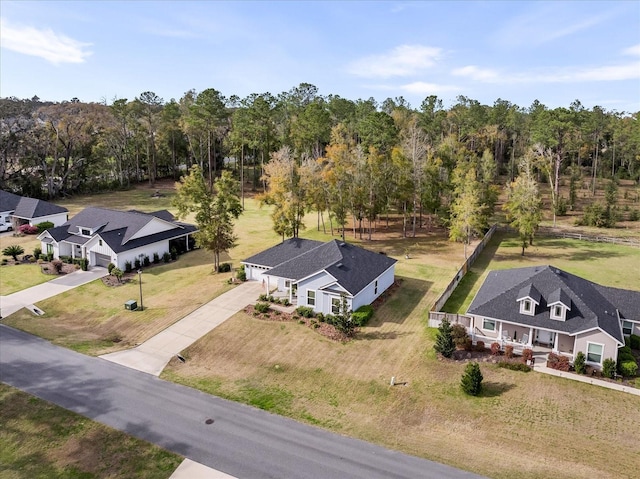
[536,330,554,347]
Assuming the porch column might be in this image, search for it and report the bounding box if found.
[185,235,189,251]
[289,284,293,304]
[553,332,559,353]
[528,327,533,346]
[265,276,270,293]
[498,322,503,340]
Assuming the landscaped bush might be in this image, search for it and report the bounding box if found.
[574,351,587,374]
[236,264,246,282]
[59,255,72,264]
[33,247,42,259]
[475,341,485,352]
[602,358,617,379]
[111,267,123,283]
[547,352,570,371]
[434,319,455,358]
[498,361,531,372]
[218,262,231,273]
[258,293,269,301]
[522,348,533,363]
[2,245,24,261]
[124,261,132,273]
[163,251,171,263]
[461,362,483,396]
[618,360,638,377]
[504,345,514,358]
[463,338,473,351]
[618,351,635,364]
[630,334,640,350]
[143,255,150,267]
[254,302,271,313]
[134,258,141,269]
[107,262,116,274]
[295,306,315,318]
[170,247,178,260]
[490,342,501,356]
[51,259,63,273]
[352,305,374,326]
[153,253,160,264]
[451,323,469,348]
[282,298,290,306]
[18,224,39,235]
[35,221,54,233]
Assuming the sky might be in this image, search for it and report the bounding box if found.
[1,0,639,112]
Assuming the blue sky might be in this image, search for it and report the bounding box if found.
[1,1,639,112]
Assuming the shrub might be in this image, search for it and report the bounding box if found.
[1,258,8,265]
[258,294,269,301]
[134,258,141,269]
[490,342,501,356]
[451,323,469,348]
[143,255,150,267]
[475,341,485,352]
[170,247,178,260]
[522,348,533,363]
[282,298,290,306]
[59,255,71,264]
[295,306,315,318]
[547,352,570,372]
[124,261,132,273]
[51,259,63,273]
[2,245,24,261]
[618,351,635,363]
[218,262,231,273]
[463,338,473,351]
[630,334,640,350]
[163,251,171,263]
[498,361,531,372]
[352,305,374,326]
[33,247,42,259]
[573,351,587,374]
[461,362,483,396]
[153,253,160,264]
[504,345,514,359]
[602,358,617,379]
[433,319,455,358]
[254,302,270,313]
[78,258,88,271]
[111,267,124,283]
[629,209,640,221]
[35,221,54,233]
[236,265,247,282]
[618,360,638,377]
[107,262,116,274]
[18,224,39,235]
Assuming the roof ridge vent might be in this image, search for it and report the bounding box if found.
[339,242,346,247]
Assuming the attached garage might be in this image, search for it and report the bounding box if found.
[94,253,112,267]
[246,264,269,282]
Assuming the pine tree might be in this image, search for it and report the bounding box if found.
[461,362,483,396]
[434,319,455,358]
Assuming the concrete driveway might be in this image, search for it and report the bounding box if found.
[101,281,263,375]
[0,267,109,318]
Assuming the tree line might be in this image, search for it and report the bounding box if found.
[1,84,639,251]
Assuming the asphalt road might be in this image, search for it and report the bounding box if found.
[0,325,485,479]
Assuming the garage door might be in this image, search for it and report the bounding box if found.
[247,265,267,281]
[95,253,111,267]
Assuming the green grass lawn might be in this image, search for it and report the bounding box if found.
[0,263,53,295]
[0,384,181,479]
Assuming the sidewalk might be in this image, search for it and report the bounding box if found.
[100,281,263,375]
[0,267,109,318]
[169,459,237,479]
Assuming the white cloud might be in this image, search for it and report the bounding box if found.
[622,44,640,56]
[451,66,499,82]
[398,81,459,94]
[347,44,442,78]
[0,18,92,64]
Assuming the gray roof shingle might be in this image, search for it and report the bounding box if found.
[0,190,68,218]
[243,238,324,267]
[467,265,628,342]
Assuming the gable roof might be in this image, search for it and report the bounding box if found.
[247,239,397,296]
[45,207,196,252]
[0,190,68,218]
[243,238,324,267]
[467,265,629,343]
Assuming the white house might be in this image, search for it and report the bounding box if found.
[38,207,197,269]
[0,190,68,231]
[242,238,397,315]
[466,265,640,369]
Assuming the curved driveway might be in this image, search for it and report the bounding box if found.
[0,324,484,479]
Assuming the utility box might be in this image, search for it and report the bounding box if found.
[124,300,137,311]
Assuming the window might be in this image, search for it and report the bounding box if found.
[483,319,496,331]
[284,280,291,289]
[307,290,315,306]
[554,305,562,316]
[622,320,633,336]
[81,228,90,236]
[99,239,103,246]
[523,300,531,312]
[374,280,378,295]
[331,297,341,315]
[586,343,603,364]
[550,304,565,320]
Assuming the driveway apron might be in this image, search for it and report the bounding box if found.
[100,281,262,376]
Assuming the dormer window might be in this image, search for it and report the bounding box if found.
[519,298,537,316]
[81,228,91,236]
[523,300,532,313]
[517,284,540,317]
[547,288,571,321]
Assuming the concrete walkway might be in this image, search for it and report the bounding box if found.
[100,281,263,376]
[0,267,109,318]
[533,360,640,396]
[169,459,237,479]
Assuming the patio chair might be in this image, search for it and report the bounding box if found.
[521,333,529,345]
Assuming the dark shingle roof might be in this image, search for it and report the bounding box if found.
[251,239,397,296]
[243,238,324,267]
[467,265,627,343]
[517,284,541,303]
[0,190,68,218]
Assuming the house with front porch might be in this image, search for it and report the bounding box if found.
[0,190,68,231]
[466,265,640,369]
[38,207,197,269]
[242,238,396,316]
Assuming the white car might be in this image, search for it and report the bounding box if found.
[0,223,14,233]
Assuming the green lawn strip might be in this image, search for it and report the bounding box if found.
[0,383,181,479]
[0,263,53,295]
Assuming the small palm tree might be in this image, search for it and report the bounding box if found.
[2,245,24,261]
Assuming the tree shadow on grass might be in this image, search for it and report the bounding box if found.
[356,330,411,341]
[481,381,516,397]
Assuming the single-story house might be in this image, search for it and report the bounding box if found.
[242,238,397,315]
[0,190,68,231]
[466,265,640,369]
[38,207,197,269]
